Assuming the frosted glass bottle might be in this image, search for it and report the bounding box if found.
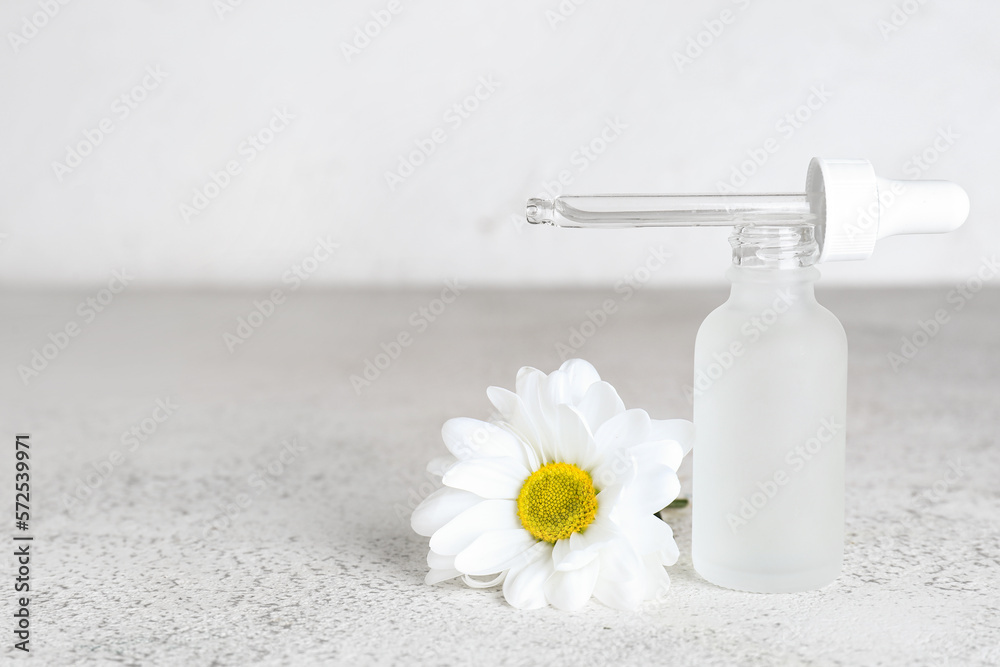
[692,224,847,593]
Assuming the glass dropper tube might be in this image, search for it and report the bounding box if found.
[526,193,816,228]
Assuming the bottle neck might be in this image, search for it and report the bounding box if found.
[726,264,819,308]
[730,223,819,269]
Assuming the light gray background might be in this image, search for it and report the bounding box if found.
[2,0,997,288]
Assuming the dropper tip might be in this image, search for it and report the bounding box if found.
[526,198,555,225]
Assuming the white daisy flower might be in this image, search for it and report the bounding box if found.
[411,359,693,611]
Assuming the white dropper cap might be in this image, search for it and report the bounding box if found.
[805,158,970,262]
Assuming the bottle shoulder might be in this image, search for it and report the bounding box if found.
[696,294,847,350]
[813,301,847,338]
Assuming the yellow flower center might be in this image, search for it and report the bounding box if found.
[516,462,598,543]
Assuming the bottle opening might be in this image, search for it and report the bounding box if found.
[730,223,819,269]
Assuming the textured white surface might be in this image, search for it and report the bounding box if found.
[1,288,998,665]
[1,1,998,287]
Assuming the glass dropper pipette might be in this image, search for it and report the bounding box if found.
[525,193,816,229]
[523,158,971,262]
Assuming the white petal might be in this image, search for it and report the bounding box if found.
[429,499,520,555]
[537,362,598,432]
[544,556,600,611]
[551,518,617,572]
[426,454,457,477]
[593,573,645,611]
[454,529,538,576]
[622,514,679,559]
[442,457,529,500]
[554,404,599,469]
[622,463,680,515]
[503,544,554,609]
[595,481,629,522]
[595,535,645,584]
[427,550,455,570]
[441,418,534,469]
[594,409,651,456]
[513,368,558,462]
[515,367,547,429]
[649,418,695,456]
[515,365,545,397]
[627,440,685,474]
[410,488,483,537]
[576,381,626,434]
[593,542,647,610]
[572,518,619,553]
[593,440,681,501]
[658,541,680,567]
[463,572,507,588]
[552,536,600,572]
[487,387,543,451]
[425,568,461,585]
[554,359,602,404]
[591,431,643,491]
[642,556,672,602]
